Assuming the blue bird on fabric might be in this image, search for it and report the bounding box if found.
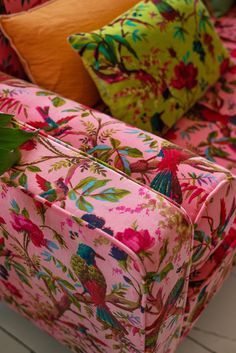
[150,144,191,204]
[36,106,59,129]
[70,244,128,335]
[36,174,69,202]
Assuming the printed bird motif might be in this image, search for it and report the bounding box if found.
[92,69,127,84]
[70,244,127,335]
[28,106,75,137]
[206,198,236,245]
[188,285,208,324]
[36,174,69,202]
[59,320,107,353]
[93,67,158,93]
[150,143,192,204]
[188,198,236,297]
[198,106,236,153]
[189,224,236,299]
[199,106,236,127]
[152,0,181,22]
[146,269,187,349]
[217,198,236,239]
[36,106,59,130]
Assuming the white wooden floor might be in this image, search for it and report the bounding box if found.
[0,267,236,353]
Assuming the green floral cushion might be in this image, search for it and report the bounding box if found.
[69,0,229,134]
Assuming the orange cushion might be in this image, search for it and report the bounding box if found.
[0,0,139,106]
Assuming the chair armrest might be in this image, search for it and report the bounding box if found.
[0,77,235,268]
[0,121,193,353]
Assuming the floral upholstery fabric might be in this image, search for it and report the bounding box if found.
[69,0,229,134]
[0,72,235,350]
[0,118,194,353]
[0,6,236,353]
[0,30,25,77]
[165,9,236,171]
[0,76,234,242]
[166,105,236,335]
[0,0,49,79]
[0,1,26,78]
[165,10,236,335]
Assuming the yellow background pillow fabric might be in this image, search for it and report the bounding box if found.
[0,0,139,106]
[69,0,230,133]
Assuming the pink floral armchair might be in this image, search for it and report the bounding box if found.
[0,4,236,353]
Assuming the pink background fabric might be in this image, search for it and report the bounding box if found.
[0,5,236,353]
[0,74,235,351]
[0,119,194,353]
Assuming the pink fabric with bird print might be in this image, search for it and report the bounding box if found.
[0,118,194,353]
[0,67,235,342]
[165,10,236,334]
[0,76,233,247]
[0,6,236,351]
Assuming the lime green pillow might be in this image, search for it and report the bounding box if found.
[69,0,229,134]
[211,0,235,17]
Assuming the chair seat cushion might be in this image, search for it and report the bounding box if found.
[165,11,236,331]
[165,8,236,174]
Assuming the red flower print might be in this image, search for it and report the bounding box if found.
[0,237,4,250]
[165,128,178,141]
[213,227,236,265]
[0,217,6,224]
[220,58,230,75]
[20,139,37,151]
[168,48,177,58]
[203,33,214,56]
[11,213,47,247]
[230,65,236,74]
[171,61,198,90]
[1,281,22,299]
[231,49,236,59]
[132,327,140,336]
[226,227,236,249]
[115,228,155,253]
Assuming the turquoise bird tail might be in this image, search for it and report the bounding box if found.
[97,304,127,334]
[150,169,182,204]
[151,169,172,195]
